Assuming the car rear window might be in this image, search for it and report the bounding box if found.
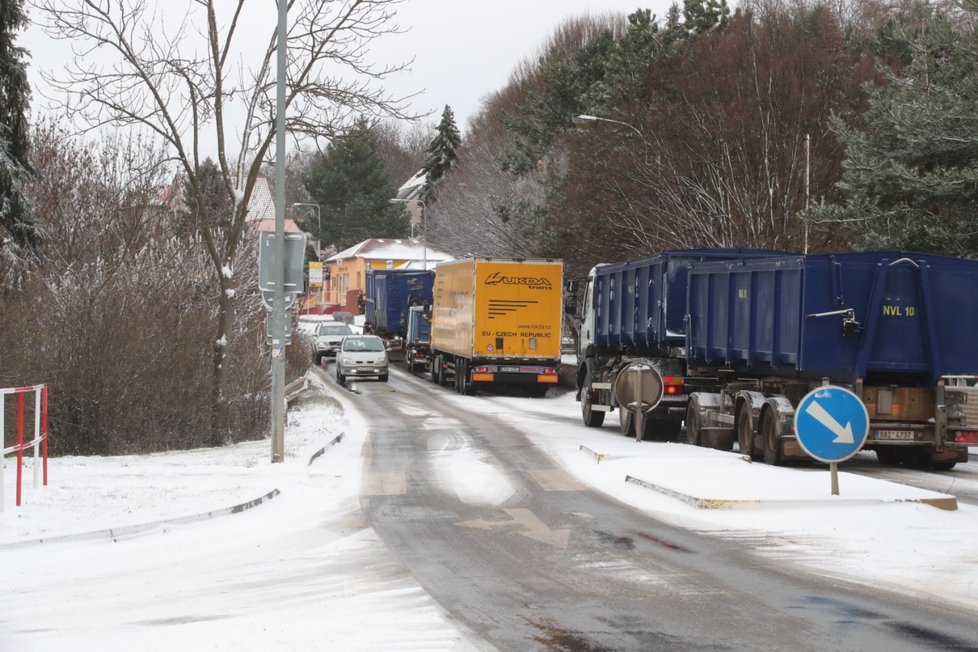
[343,337,385,352]
[318,323,353,336]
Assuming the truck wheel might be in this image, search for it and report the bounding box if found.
[736,401,757,459]
[761,409,783,466]
[581,370,605,428]
[431,355,441,385]
[686,400,702,446]
[619,408,636,438]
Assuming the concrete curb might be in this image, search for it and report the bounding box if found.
[309,432,344,466]
[0,489,282,549]
[623,475,958,511]
[0,430,348,549]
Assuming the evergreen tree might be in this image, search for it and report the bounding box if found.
[181,157,234,238]
[0,0,43,276]
[683,0,730,35]
[302,122,408,250]
[807,3,978,256]
[421,105,461,201]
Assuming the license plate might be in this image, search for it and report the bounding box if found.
[500,366,520,372]
[875,430,915,440]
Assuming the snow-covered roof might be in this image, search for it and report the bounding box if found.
[244,176,276,222]
[325,238,453,264]
[395,169,426,200]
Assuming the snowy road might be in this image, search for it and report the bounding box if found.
[346,366,978,651]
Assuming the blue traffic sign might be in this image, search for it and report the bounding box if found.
[794,386,869,463]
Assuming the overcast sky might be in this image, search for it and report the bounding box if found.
[370,0,673,132]
[22,1,673,142]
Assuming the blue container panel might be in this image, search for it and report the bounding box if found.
[407,312,431,345]
[687,253,978,383]
[593,248,784,354]
[370,270,434,337]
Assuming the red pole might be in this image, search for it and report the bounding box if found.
[42,385,49,486]
[16,391,24,507]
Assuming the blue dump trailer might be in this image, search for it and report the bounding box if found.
[574,249,783,441]
[364,269,434,338]
[683,251,978,468]
[404,305,433,373]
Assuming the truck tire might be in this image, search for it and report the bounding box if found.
[619,408,635,438]
[736,401,758,460]
[431,355,442,385]
[686,400,702,446]
[581,367,605,428]
[761,408,783,466]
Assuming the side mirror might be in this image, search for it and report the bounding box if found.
[565,297,578,315]
[564,280,578,293]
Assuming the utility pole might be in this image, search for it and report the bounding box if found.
[270,0,287,463]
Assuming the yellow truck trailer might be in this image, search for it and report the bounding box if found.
[430,258,564,395]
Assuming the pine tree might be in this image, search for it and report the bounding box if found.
[302,122,408,250]
[421,105,461,201]
[0,0,43,276]
[807,4,978,256]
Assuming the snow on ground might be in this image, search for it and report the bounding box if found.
[0,377,480,651]
[3,369,978,651]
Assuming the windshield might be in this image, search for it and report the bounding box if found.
[342,337,385,353]
[318,323,353,336]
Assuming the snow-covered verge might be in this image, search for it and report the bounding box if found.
[0,377,480,651]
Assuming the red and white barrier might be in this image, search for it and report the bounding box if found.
[1,384,49,511]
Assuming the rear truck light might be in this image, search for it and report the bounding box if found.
[536,368,559,384]
[663,375,684,396]
[475,366,490,373]
[953,431,978,444]
[472,372,494,382]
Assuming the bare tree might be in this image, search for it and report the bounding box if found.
[32,0,416,444]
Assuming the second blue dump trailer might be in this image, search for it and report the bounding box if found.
[364,269,434,359]
[683,251,978,469]
[404,305,432,373]
[573,249,783,441]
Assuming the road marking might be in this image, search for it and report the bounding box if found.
[457,508,570,548]
[528,469,587,492]
[804,400,855,444]
[363,471,406,496]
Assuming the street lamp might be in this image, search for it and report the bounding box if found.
[574,114,644,139]
[291,202,321,259]
[389,197,427,270]
[574,114,650,165]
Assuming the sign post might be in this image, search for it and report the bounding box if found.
[794,385,870,495]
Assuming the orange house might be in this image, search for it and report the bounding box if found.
[321,238,454,312]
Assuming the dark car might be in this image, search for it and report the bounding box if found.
[313,321,354,364]
[336,335,389,385]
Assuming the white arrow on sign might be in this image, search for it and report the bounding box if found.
[804,400,854,444]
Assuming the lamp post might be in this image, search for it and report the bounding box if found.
[574,114,649,166]
[292,202,321,259]
[574,114,644,139]
[389,197,427,270]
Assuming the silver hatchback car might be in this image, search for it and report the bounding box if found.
[336,335,389,385]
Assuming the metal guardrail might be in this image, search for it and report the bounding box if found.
[1,384,49,511]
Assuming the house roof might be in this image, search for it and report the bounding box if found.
[244,176,276,222]
[395,169,426,200]
[325,238,454,265]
